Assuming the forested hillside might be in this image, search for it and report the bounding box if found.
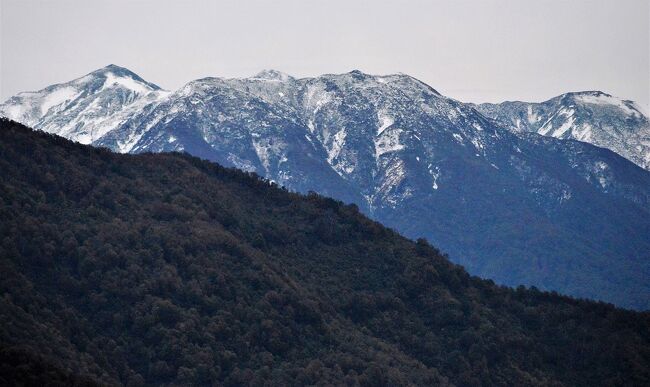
[4,66,649,309]
[1,119,649,386]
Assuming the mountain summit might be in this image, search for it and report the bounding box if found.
[1,66,649,309]
[90,64,164,90]
[475,91,650,170]
[0,64,168,145]
[251,69,294,82]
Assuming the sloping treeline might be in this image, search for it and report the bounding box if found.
[0,119,648,386]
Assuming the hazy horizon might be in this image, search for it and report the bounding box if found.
[1,0,648,109]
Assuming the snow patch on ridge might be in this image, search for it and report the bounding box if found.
[102,72,153,95]
[2,102,31,122]
[576,94,641,117]
[40,87,80,115]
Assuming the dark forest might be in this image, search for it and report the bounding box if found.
[1,119,648,386]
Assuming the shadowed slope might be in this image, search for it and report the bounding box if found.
[1,119,649,386]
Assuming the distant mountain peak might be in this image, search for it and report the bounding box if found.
[569,90,610,97]
[98,63,132,73]
[88,64,139,79]
[563,91,646,117]
[347,69,370,79]
[85,64,163,91]
[251,69,293,82]
[476,90,650,170]
[0,64,168,145]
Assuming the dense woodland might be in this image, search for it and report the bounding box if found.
[0,118,649,386]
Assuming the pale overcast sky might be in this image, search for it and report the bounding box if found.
[1,0,648,109]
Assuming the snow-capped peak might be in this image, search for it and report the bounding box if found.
[86,64,163,92]
[0,65,169,145]
[476,90,650,170]
[251,69,293,82]
[568,91,646,118]
[92,63,137,76]
[347,69,371,79]
[99,71,153,95]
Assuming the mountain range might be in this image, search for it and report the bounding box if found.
[1,65,649,309]
[1,119,649,385]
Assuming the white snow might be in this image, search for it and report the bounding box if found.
[577,94,641,117]
[168,135,177,143]
[116,98,170,153]
[40,87,79,115]
[559,108,575,118]
[74,75,93,85]
[429,165,440,190]
[307,120,316,133]
[226,155,257,172]
[470,137,484,152]
[304,84,334,116]
[252,137,286,172]
[375,159,408,207]
[572,123,593,142]
[102,72,152,95]
[538,113,556,136]
[377,109,394,135]
[251,70,292,82]
[304,133,316,145]
[327,129,347,164]
[4,104,26,120]
[118,130,145,153]
[631,101,649,117]
[551,115,576,138]
[446,108,459,119]
[75,132,92,144]
[375,128,404,157]
[527,105,540,123]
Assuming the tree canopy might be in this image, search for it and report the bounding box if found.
[1,119,649,386]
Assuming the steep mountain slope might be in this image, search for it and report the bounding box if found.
[0,64,169,147]
[1,119,649,386]
[2,67,650,309]
[475,91,650,170]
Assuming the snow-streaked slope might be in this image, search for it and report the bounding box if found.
[115,69,517,212]
[2,66,650,309]
[0,64,170,145]
[476,91,650,170]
